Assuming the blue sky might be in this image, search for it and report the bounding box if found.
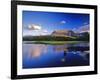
[22,11,89,36]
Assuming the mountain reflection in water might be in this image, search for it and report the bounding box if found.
[23,41,89,68]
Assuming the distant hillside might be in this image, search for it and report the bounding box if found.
[23,35,76,41]
[51,30,89,37]
[23,30,89,41]
[51,30,75,37]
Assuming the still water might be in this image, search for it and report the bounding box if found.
[23,41,89,69]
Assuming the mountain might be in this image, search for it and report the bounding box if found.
[51,30,75,37]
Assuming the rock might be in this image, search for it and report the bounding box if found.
[51,30,75,37]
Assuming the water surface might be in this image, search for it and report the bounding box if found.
[23,41,89,69]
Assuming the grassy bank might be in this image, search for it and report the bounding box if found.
[24,41,88,45]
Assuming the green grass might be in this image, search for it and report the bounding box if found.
[24,41,88,45]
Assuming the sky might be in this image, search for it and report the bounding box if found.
[22,11,89,36]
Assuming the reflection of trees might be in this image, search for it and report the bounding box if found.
[61,51,67,62]
[53,44,89,62]
[29,44,47,58]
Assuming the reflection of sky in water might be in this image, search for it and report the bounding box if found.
[23,42,89,69]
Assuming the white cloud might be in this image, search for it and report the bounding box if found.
[79,24,89,33]
[43,30,48,33]
[28,24,42,30]
[23,24,53,36]
[83,22,88,25]
[73,24,89,33]
[23,24,50,36]
[60,20,66,24]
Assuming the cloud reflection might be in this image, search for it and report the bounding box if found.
[29,44,47,58]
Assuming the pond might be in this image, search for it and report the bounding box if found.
[22,41,89,69]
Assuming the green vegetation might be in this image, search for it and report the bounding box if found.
[23,34,89,41]
[24,41,85,45]
[76,32,89,41]
[23,35,74,41]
